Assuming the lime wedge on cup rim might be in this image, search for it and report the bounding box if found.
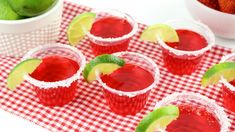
[67,12,96,46]
[7,59,42,90]
[202,62,235,87]
[83,54,125,83]
[140,24,179,43]
[136,105,179,132]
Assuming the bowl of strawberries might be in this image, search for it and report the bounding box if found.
[185,0,235,39]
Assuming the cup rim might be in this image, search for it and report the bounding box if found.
[220,52,235,92]
[158,19,215,56]
[96,51,160,97]
[22,43,86,89]
[155,92,230,131]
[86,9,138,43]
[0,0,63,24]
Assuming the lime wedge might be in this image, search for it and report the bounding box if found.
[140,24,179,43]
[136,105,179,132]
[67,12,96,46]
[83,54,125,83]
[202,62,235,87]
[7,59,42,90]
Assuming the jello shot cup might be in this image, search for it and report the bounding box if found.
[22,44,86,106]
[220,53,235,113]
[87,9,138,56]
[96,52,160,115]
[155,92,230,131]
[158,20,215,75]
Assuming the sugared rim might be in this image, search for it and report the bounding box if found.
[158,19,215,56]
[0,0,62,24]
[86,9,138,43]
[22,43,86,89]
[96,51,160,97]
[220,52,235,92]
[193,0,235,17]
[155,92,230,132]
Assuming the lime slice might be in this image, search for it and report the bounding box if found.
[7,59,42,90]
[140,24,179,43]
[0,0,23,20]
[83,54,125,83]
[202,62,235,87]
[67,12,96,46]
[136,105,179,132]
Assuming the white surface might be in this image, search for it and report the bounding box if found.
[0,109,48,132]
[1,0,234,132]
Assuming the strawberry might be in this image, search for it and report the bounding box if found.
[198,0,220,10]
[218,0,235,14]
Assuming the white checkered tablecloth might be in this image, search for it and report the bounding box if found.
[0,1,234,131]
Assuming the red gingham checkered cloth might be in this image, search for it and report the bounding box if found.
[0,1,235,131]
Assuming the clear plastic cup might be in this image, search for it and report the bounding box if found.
[87,9,138,56]
[155,92,230,132]
[158,20,215,75]
[220,53,235,113]
[96,52,160,115]
[22,44,86,106]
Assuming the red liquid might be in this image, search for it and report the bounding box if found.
[162,29,208,75]
[30,55,80,106]
[101,64,154,115]
[166,105,221,132]
[222,80,235,113]
[89,16,133,55]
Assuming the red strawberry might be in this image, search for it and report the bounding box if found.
[218,0,235,14]
[198,0,220,10]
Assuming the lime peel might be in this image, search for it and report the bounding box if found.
[202,62,235,87]
[140,24,179,43]
[83,54,125,83]
[135,105,179,132]
[67,12,96,46]
[7,58,42,90]
[0,0,22,20]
